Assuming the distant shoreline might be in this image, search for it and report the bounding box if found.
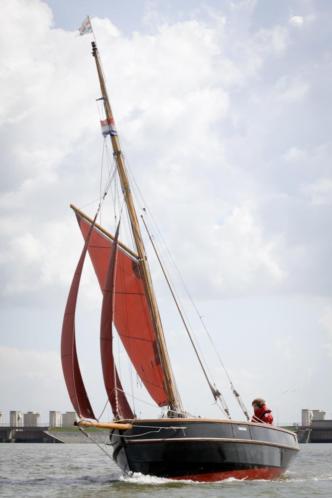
[0,426,109,443]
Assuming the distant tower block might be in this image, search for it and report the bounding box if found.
[62,412,77,427]
[0,411,3,425]
[312,410,326,421]
[302,409,313,426]
[10,411,23,427]
[23,411,40,427]
[302,409,326,426]
[49,411,62,427]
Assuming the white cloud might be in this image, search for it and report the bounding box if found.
[283,146,307,163]
[303,178,332,206]
[289,14,316,28]
[1,0,289,306]
[197,203,286,295]
[0,0,330,310]
[289,16,304,27]
[0,218,79,297]
[274,76,309,102]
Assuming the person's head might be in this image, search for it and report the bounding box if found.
[252,398,266,409]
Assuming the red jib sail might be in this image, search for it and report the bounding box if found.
[61,224,96,420]
[100,222,134,419]
[74,208,169,407]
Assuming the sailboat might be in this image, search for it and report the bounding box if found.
[61,33,299,481]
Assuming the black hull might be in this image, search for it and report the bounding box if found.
[109,418,299,481]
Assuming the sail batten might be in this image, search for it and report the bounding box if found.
[76,211,170,407]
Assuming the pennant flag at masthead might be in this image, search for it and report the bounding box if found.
[79,16,92,36]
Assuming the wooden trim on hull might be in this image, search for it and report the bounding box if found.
[125,436,299,452]
[171,467,284,482]
[119,417,297,437]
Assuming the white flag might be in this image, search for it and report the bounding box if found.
[79,16,92,36]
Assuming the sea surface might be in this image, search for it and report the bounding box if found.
[0,443,331,498]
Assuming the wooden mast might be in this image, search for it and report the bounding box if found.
[91,41,183,414]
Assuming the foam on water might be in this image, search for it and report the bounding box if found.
[121,472,263,485]
[121,471,332,487]
[121,472,173,485]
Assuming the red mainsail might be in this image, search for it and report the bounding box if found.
[61,229,96,420]
[100,222,134,419]
[74,208,170,407]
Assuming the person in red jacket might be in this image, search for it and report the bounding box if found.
[251,398,274,424]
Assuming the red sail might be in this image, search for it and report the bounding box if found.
[100,223,134,419]
[74,209,169,407]
[61,231,95,420]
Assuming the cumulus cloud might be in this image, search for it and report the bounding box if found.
[0,0,331,302]
[289,16,304,27]
[283,146,307,163]
[274,76,310,102]
[303,178,332,206]
[0,1,276,304]
[169,202,286,298]
[0,0,331,308]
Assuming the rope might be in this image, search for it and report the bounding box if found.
[109,423,188,440]
[158,233,249,419]
[99,138,105,209]
[97,398,110,421]
[141,215,231,420]
[129,363,136,415]
[116,387,158,410]
[251,415,266,423]
[112,428,159,439]
[77,426,114,461]
[137,191,249,420]
[77,423,186,459]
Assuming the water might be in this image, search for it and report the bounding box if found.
[0,443,331,497]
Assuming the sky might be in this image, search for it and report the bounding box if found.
[0,0,331,426]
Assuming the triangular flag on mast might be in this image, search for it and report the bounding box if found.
[79,16,92,36]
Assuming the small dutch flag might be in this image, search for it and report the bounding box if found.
[100,117,117,137]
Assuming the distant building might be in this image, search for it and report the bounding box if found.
[302,409,313,426]
[0,411,3,425]
[10,411,23,427]
[312,409,326,421]
[62,412,77,427]
[302,409,326,426]
[49,411,62,427]
[23,412,40,427]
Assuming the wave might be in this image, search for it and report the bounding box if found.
[120,471,332,486]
